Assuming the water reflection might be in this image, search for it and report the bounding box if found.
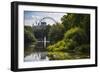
[24,35,50,62]
[24,52,49,62]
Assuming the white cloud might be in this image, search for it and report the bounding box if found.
[24,11,66,26]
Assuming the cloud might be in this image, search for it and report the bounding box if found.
[24,11,66,26]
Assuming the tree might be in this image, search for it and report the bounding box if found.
[48,23,65,44]
[47,13,90,60]
[24,26,37,48]
[24,26,37,57]
[61,13,90,43]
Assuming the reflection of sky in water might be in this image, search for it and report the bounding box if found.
[24,11,66,26]
[24,52,49,62]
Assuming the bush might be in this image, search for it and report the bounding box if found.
[47,40,65,52]
[48,52,72,60]
[48,23,65,44]
[64,27,87,45]
[24,29,37,44]
[75,44,90,58]
[47,27,90,60]
[24,26,37,56]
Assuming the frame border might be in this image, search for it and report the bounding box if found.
[11,1,98,72]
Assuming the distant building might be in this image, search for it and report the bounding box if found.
[40,22,46,28]
[41,22,46,26]
[33,21,47,30]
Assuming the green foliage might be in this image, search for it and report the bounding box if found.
[48,52,72,60]
[64,27,83,39]
[24,13,90,60]
[47,40,65,52]
[61,13,90,31]
[24,26,37,45]
[64,27,87,45]
[24,26,37,56]
[48,23,65,44]
[47,13,90,60]
[75,44,90,57]
[45,24,51,37]
[24,26,33,33]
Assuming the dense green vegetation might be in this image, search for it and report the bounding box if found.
[24,13,90,60]
[47,13,90,60]
[24,26,37,56]
[48,23,65,44]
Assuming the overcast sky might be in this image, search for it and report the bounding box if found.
[24,11,66,26]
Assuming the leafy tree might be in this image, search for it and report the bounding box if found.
[62,13,90,42]
[24,26,37,56]
[74,44,90,58]
[24,28,36,46]
[24,26,33,33]
[47,40,65,52]
[48,23,65,44]
[64,27,87,45]
[47,13,90,60]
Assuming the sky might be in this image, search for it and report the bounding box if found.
[24,11,66,26]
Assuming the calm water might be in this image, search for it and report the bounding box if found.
[24,52,49,62]
[24,36,50,62]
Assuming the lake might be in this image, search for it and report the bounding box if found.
[24,52,49,62]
